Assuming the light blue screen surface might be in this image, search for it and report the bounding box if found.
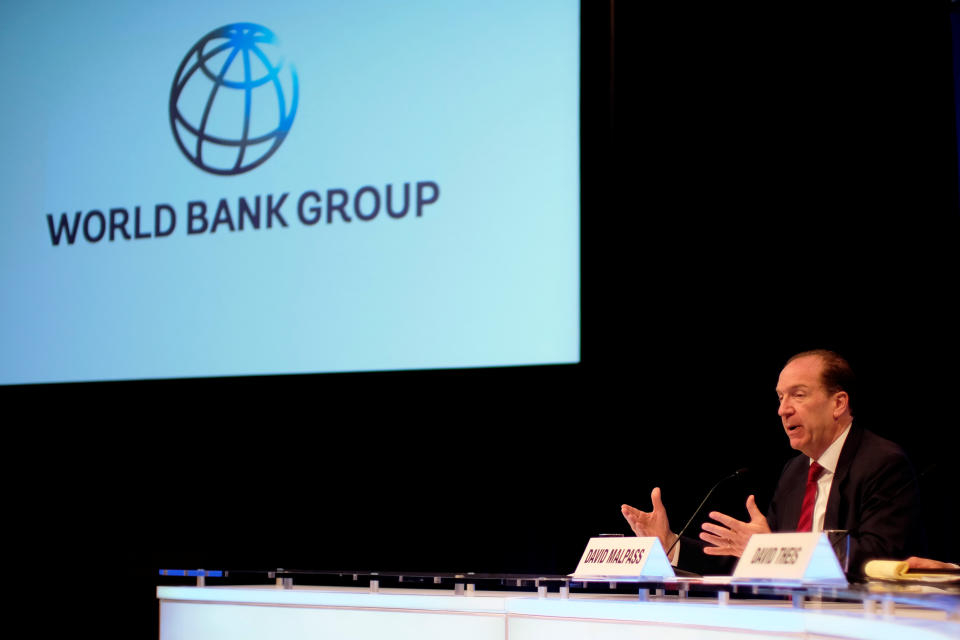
[0,1,580,384]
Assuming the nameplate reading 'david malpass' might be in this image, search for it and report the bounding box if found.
[733,532,846,584]
[570,537,675,579]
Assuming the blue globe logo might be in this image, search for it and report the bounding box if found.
[170,23,298,175]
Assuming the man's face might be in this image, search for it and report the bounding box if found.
[776,355,844,459]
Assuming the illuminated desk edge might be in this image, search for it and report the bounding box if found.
[157,585,960,640]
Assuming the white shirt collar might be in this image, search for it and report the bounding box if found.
[812,422,851,474]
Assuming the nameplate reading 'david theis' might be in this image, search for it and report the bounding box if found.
[571,537,675,579]
[733,532,847,585]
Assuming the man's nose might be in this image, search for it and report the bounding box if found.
[778,398,792,417]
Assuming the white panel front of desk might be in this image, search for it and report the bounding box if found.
[160,601,504,640]
[508,616,783,640]
[159,600,790,640]
[158,587,959,640]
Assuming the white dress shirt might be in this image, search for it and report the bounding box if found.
[810,423,852,533]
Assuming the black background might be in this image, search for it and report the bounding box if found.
[5,3,958,637]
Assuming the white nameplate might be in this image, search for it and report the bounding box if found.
[570,537,675,579]
[733,532,846,584]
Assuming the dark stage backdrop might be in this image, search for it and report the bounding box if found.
[5,3,958,638]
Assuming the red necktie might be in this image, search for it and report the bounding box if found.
[796,461,824,532]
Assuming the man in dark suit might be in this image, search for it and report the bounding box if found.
[621,350,925,577]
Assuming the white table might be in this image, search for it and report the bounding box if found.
[158,584,960,640]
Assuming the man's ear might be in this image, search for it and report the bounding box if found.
[833,391,849,417]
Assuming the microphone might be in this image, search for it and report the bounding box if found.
[665,467,748,557]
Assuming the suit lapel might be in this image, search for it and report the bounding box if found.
[780,456,810,530]
[825,425,860,530]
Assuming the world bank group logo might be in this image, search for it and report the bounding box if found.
[169,23,298,176]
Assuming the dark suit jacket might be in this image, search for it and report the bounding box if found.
[766,425,926,577]
[679,425,925,578]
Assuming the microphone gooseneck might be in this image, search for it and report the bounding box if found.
[664,467,748,556]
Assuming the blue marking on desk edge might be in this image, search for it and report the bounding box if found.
[159,569,223,577]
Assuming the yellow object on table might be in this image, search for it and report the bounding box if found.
[864,560,959,582]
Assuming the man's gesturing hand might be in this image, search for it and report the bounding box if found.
[621,487,676,555]
[699,494,771,557]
